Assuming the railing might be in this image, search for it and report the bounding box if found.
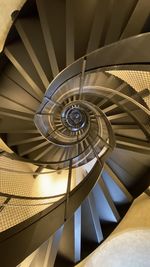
[0,152,102,233]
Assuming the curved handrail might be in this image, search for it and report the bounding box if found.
[0,159,103,267]
[0,161,102,241]
[45,33,150,99]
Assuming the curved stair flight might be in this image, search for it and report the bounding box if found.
[0,0,150,266]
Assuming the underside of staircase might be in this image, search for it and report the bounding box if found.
[0,1,150,267]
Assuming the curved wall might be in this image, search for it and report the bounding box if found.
[76,193,150,267]
[0,0,26,52]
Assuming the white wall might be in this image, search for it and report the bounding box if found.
[76,193,150,267]
[0,0,26,51]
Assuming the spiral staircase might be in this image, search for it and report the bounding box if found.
[0,0,150,266]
